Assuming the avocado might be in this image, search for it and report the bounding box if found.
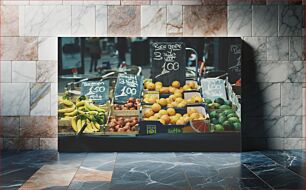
[233,122,241,131]
[224,100,232,107]
[213,103,221,109]
[218,116,227,124]
[218,112,226,118]
[222,120,232,130]
[219,105,231,110]
[204,98,212,104]
[214,97,225,105]
[215,124,224,132]
[211,118,219,125]
[210,111,218,118]
[228,117,240,124]
[224,109,234,116]
[227,113,237,118]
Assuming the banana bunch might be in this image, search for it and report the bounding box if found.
[58,95,106,133]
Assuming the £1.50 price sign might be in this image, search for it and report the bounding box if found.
[114,74,143,103]
[150,42,186,86]
[81,80,110,105]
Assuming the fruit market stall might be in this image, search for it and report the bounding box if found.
[58,37,242,152]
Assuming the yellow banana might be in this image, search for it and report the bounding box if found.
[76,119,82,132]
[58,104,76,113]
[76,101,85,107]
[64,109,78,116]
[78,110,86,115]
[87,111,98,115]
[85,102,104,112]
[71,117,78,132]
[59,97,73,106]
[94,122,100,131]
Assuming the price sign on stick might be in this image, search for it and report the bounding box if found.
[81,81,109,105]
[114,74,143,103]
[150,42,186,86]
[201,78,227,100]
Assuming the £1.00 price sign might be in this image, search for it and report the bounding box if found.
[150,42,186,86]
[114,74,143,103]
[81,81,110,105]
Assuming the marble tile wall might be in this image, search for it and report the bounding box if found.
[0,0,304,150]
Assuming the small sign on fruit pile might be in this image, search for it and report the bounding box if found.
[114,74,143,104]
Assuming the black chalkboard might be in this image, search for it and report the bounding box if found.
[81,81,109,105]
[227,38,241,83]
[114,74,143,103]
[150,42,186,86]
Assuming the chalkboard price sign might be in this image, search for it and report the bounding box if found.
[150,42,186,86]
[81,81,109,105]
[201,78,227,100]
[114,74,143,103]
[227,38,241,83]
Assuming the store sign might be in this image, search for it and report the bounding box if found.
[150,42,186,86]
[114,74,143,103]
[201,78,227,100]
[81,81,109,105]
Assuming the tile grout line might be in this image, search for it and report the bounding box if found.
[66,152,88,189]
[241,163,275,190]
[108,152,119,189]
[260,151,306,179]
[243,151,305,187]
[173,152,193,190]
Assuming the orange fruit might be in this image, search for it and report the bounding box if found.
[155,81,163,87]
[159,109,168,116]
[176,119,186,125]
[152,103,162,113]
[170,115,179,124]
[187,108,197,116]
[175,113,182,117]
[167,108,176,116]
[172,81,181,88]
[160,115,170,124]
[147,83,155,91]
[159,118,166,125]
[183,85,191,91]
[194,96,203,103]
[187,81,196,89]
[169,95,176,101]
[190,112,200,120]
[160,87,170,94]
[174,91,182,98]
[175,97,183,103]
[158,98,167,107]
[144,109,154,118]
[154,113,161,119]
[148,97,157,104]
[169,86,176,94]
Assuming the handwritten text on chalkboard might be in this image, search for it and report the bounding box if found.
[151,42,186,86]
[81,81,109,105]
[114,74,143,103]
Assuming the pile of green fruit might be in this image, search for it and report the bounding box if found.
[204,97,241,132]
[58,95,106,133]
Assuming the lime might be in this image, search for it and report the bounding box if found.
[211,118,218,125]
[228,117,240,124]
[214,97,225,105]
[219,105,231,110]
[233,122,241,131]
[215,124,224,132]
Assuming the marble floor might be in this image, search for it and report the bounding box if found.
[0,151,305,190]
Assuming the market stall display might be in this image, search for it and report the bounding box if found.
[58,37,242,151]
